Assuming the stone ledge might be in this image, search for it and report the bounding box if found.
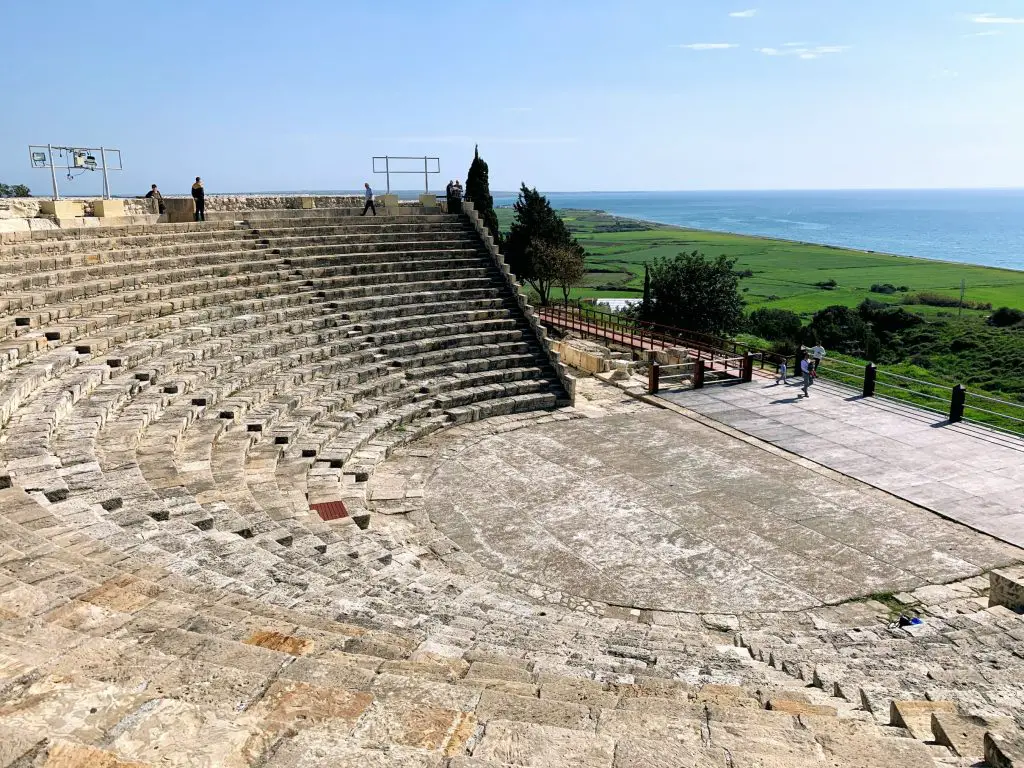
[989,566,1024,611]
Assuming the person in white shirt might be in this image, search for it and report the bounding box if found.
[777,360,787,384]
[810,345,825,376]
[800,352,812,397]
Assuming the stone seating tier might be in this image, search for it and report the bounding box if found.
[1,208,1018,765]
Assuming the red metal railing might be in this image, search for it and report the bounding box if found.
[538,301,786,372]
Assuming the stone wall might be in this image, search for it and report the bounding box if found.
[0,194,376,220]
[0,197,154,219]
[462,199,576,404]
[199,194,364,211]
[554,339,612,375]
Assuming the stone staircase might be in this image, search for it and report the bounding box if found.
[0,206,1020,765]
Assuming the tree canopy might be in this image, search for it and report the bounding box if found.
[746,307,802,344]
[504,184,585,305]
[0,183,31,197]
[641,251,745,336]
[465,146,500,245]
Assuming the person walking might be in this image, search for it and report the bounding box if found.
[144,184,165,214]
[800,352,813,397]
[777,359,787,385]
[450,179,463,214]
[810,344,826,377]
[191,177,206,222]
[361,182,376,216]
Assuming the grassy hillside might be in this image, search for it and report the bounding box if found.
[495,208,1024,319]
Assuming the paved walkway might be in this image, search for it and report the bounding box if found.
[661,377,1024,549]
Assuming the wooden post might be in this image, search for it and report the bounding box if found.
[694,360,706,389]
[741,353,754,383]
[863,363,877,397]
[950,384,966,423]
[649,362,660,395]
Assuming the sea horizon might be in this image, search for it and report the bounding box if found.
[491,188,1024,272]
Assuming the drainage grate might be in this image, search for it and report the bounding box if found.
[310,500,348,521]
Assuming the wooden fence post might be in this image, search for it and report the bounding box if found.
[649,362,660,395]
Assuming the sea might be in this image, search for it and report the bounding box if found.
[492,189,1024,272]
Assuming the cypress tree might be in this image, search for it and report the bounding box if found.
[465,145,501,245]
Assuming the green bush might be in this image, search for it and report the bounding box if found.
[902,292,992,310]
[746,308,802,343]
[987,307,1024,328]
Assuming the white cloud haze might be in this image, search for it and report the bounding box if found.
[970,12,1024,24]
[676,43,739,50]
[729,9,757,18]
[756,44,849,59]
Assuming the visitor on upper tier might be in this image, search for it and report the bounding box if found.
[449,179,463,214]
[361,182,376,216]
[191,177,205,221]
[144,184,165,214]
[800,352,813,397]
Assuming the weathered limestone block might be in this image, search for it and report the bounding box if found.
[164,197,196,224]
[931,711,991,760]
[472,720,615,767]
[986,730,1024,768]
[92,199,125,218]
[477,690,594,731]
[990,567,1024,611]
[890,699,957,739]
[38,200,85,218]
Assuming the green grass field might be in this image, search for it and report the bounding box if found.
[495,208,1024,319]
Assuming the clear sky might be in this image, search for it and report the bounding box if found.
[2,0,1022,194]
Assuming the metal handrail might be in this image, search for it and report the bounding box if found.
[816,356,1024,436]
[964,404,1024,423]
[875,369,949,389]
[541,301,787,368]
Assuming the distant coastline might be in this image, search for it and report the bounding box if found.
[493,189,1024,272]
[543,206,1024,277]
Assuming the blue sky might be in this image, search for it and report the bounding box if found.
[2,0,1022,194]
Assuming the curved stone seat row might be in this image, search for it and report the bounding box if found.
[0,208,996,765]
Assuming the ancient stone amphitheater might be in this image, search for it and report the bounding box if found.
[0,197,1021,767]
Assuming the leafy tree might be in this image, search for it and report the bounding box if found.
[642,250,745,336]
[0,183,31,197]
[548,243,586,303]
[465,145,500,245]
[746,307,802,343]
[804,305,876,356]
[504,184,584,305]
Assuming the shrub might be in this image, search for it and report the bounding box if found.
[746,308,803,343]
[901,292,992,311]
[987,307,1024,328]
[858,299,924,337]
[804,305,875,355]
[815,279,838,290]
[871,283,909,294]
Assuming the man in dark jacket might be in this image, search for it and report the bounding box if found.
[144,184,166,214]
[191,177,205,221]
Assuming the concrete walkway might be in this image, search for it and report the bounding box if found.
[661,377,1024,548]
